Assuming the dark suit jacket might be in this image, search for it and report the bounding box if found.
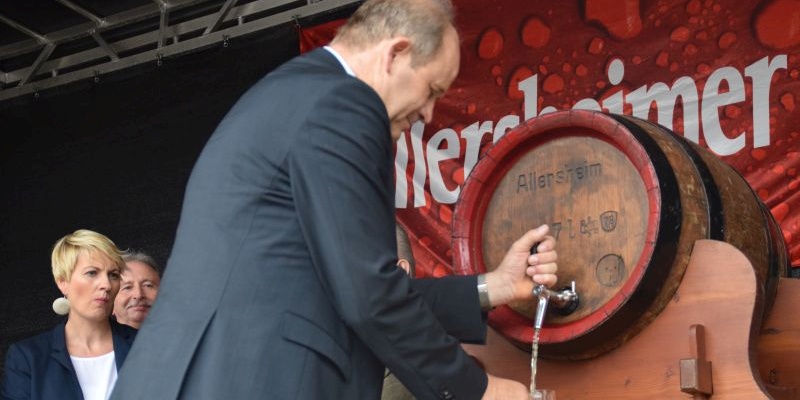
[1,320,137,400]
[111,48,488,400]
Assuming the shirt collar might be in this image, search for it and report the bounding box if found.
[324,46,355,77]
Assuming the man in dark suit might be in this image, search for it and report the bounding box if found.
[111,1,558,399]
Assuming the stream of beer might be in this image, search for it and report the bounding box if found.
[529,327,540,398]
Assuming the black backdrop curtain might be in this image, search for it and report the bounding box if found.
[0,19,313,374]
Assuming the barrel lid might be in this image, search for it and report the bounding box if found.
[453,110,665,354]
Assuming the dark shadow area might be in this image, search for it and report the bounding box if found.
[0,22,301,374]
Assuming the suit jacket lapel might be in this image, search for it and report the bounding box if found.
[111,320,135,368]
[50,322,85,400]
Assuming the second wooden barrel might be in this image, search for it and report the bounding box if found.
[452,110,789,360]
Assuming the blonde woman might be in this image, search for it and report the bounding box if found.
[2,229,137,400]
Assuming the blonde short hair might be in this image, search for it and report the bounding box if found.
[332,0,455,67]
[51,229,125,283]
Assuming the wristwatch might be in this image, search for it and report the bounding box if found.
[477,273,493,311]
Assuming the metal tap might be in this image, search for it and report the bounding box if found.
[530,243,580,329]
[533,281,579,329]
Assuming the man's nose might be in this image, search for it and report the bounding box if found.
[420,100,436,123]
[132,285,143,300]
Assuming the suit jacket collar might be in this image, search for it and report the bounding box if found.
[49,319,136,369]
[49,321,84,399]
[49,321,72,369]
[110,319,136,366]
[321,46,355,77]
[305,47,347,73]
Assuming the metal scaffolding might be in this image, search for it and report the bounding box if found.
[0,0,359,102]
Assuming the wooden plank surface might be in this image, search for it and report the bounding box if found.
[756,276,800,399]
[464,239,798,399]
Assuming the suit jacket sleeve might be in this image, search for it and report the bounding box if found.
[2,343,32,400]
[289,78,488,400]
[411,276,488,344]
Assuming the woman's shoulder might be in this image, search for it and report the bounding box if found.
[6,324,62,359]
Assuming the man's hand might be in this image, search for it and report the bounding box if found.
[484,224,558,307]
[481,373,530,400]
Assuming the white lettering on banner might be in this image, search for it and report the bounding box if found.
[410,121,428,208]
[427,128,460,204]
[395,55,788,208]
[394,130,411,207]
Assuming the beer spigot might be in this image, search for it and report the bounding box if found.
[533,284,551,330]
[533,281,579,327]
[530,243,580,329]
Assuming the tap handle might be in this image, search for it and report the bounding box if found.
[530,242,547,295]
[530,242,550,329]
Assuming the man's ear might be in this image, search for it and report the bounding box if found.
[385,37,412,73]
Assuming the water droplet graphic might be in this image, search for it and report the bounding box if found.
[754,0,800,49]
[507,66,534,100]
[584,0,643,39]
[539,65,549,74]
[588,37,605,54]
[772,202,790,223]
[781,92,796,111]
[543,74,565,94]
[752,148,767,161]
[671,26,691,42]
[656,51,669,67]
[686,0,702,15]
[718,31,737,49]
[521,17,552,48]
[478,28,504,60]
[433,263,449,278]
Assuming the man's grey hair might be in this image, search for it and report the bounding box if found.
[122,250,162,277]
[332,0,456,67]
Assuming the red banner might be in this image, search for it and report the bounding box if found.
[299,0,800,276]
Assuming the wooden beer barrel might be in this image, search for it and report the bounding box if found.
[452,110,789,360]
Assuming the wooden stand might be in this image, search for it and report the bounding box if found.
[464,240,800,399]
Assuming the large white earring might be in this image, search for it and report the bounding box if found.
[52,296,70,315]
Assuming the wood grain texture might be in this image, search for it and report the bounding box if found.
[464,240,800,399]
